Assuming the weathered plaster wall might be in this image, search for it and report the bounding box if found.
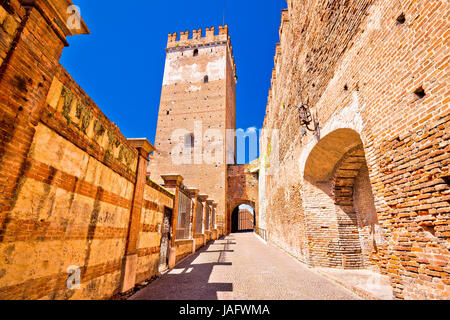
[0,55,174,299]
[136,180,174,283]
[0,63,138,299]
[175,239,193,263]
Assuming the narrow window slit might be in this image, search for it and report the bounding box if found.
[442,175,450,186]
[414,86,426,99]
[422,225,436,237]
[396,13,406,24]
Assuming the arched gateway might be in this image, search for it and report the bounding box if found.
[227,164,259,234]
[230,202,256,233]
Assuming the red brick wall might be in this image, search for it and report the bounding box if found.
[227,163,259,233]
[149,27,237,231]
[259,0,449,299]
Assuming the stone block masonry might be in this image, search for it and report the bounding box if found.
[258,0,449,299]
[136,180,174,284]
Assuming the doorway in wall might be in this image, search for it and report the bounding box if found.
[159,207,173,272]
[231,204,255,233]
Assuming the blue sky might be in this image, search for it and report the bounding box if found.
[61,0,286,162]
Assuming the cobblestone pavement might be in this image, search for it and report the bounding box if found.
[130,233,360,300]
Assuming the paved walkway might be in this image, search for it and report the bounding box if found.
[131,233,360,300]
[315,267,394,300]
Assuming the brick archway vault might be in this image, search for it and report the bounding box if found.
[302,128,379,270]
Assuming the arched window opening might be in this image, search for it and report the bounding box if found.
[204,75,209,83]
[193,49,199,57]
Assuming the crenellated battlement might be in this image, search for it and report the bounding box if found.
[166,25,236,80]
[281,8,289,23]
[279,9,290,38]
[167,25,230,50]
[267,8,289,113]
[274,43,282,65]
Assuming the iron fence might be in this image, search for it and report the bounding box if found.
[195,202,203,233]
[205,205,210,231]
[255,227,268,242]
[211,207,216,230]
[176,191,191,239]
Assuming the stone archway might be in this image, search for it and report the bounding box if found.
[303,128,379,269]
[230,201,256,233]
[227,164,259,234]
[228,200,258,233]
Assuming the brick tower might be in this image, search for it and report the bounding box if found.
[149,26,237,231]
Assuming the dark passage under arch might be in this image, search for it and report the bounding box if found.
[231,205,255,233]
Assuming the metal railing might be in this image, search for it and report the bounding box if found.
[211,209,216,230]
[255,227,268,242]
[195,202,203,233]
[205,206,210,231]
[176,191,191,240]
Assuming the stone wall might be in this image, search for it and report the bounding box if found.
[0,1,178,299]
[175,239,194,263]
[194,233,205,250]
[205,231,212,243]
[259,0,449,299]
[226,162,259,233]
[0,118,134,299]
[136,180,174,283]
[149,26,237,232]
[0,63,177,299]
[0,3,19,66]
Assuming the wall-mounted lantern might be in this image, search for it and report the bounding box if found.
[298,104,318,133]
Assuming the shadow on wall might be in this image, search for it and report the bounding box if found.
[130,236,236,300]
[303,128,379,269]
